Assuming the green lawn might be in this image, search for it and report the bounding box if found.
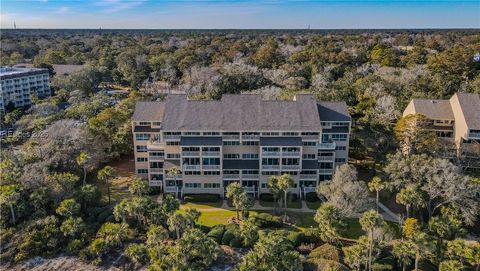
[259,199,302,209]
[344,218,364,239]
[305,200,321,210]
[97,177,133,204]
[181,201,223,209]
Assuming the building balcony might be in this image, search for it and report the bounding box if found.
[318,142,336,150]
[282,165,300,170]
[202,151,220,156]
[203,165,221,170]
[318,156,334,161]
[224,174,240,179]
[300,174,317,180]
[469,133,480,139]
[263,165,280,170]
[149,180,163,186]
[165,186,179,193]
[149,168,163,173]
[182,151,200,157]
[242,174,259,179]
[183,165,201,171]
[148,155,165,161]
[282,152,301,157]
[262,151,280,157]
[242,135,260,140]
[164,135,181,141]
[147,140,164,150]
[165,174,182,180]
[318,169,333,174]
[223,135,240,140]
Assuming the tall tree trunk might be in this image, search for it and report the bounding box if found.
[406,205,410,218]
[402,262,407,271]
[273,194,277,214]
[83,166,87,185]
[9,204,16,225]
[368,229,373,271]
[236,208,239,220]
[176,227,180,240]
[284,190,287,221]
[415,248,420,271]
[107,180,111,204]
[376,191,379,213]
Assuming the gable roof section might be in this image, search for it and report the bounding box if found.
[410,99,454,120]
[317,102,351,122]
[132,101,165,122]
[451,93,480,130]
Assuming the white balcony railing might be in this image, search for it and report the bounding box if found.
[300,174,317,180]
[202,151,220,157]
[262,152,280,157]
[149,180,163,186]
[223,135,240,140]
[318,169,333,174]
[318,156,334,161]
[149,168,163,173]
[164,135,181,141]
[318,142,336,150]
[242,135,260,140]
[183,165,201,171]
[302,187,317,193]
[282,165,300,170]
[203,165,221,170]
[282,152,301,157]
[165,174,182,180]
[262,165,280,170]
[469,133,480,139]
[182,151,200,157]
[165,186,178,193]
[224,174,240,179]
[242,174,259,179]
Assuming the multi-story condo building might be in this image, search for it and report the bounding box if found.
[403,92,480,168]
[132,94,351,198]
[0,66,51,111]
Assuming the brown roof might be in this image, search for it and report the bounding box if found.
[452,93,480,129]
[132,101,165,122]
[411,99,454,120]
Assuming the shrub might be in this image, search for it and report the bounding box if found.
[148,186,161,195]
[221,230,236,245]
[305,192,319,202]
[207,225,225,243]
[287,231,306,247]
[308,243,341,262]
[96,209,113,224]
[372,263,393,271]
[250,213,283,228]
[184,194,220,203]
[67,239,84,253]
[229,237,243,248]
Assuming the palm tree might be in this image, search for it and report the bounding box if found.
[359,210,384,271]
[392,240,415,271]
[237,192,254,219]
[76,151,89,185]
[168,212,187,239]
[278,173,294,220]
[97,166,116,204]
[396,184,426,218]
[0,185,20,225]
[183,207,201,227]
[226,182,243,220]
[166,166,180,196]
[129,178,150,197]
[267,176,282,214]
[368,176,384,213]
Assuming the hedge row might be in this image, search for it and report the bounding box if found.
[184,193,220,203]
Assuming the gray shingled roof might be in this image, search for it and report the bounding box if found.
[223,160,260,170]
[317,102,351,122]
[454,93,480,130]
[259,137,302,146]
[162,94,323,131]
[411,99,454,120]
[133,94,352,131]
[132,101,165,122]
[180,136,222,146]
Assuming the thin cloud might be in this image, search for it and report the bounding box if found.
[95,0,146,13]
[55,6,72,14]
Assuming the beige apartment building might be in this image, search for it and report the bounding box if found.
[403,92,480,168]
[132,94,351,198]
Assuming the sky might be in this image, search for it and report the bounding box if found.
[1,0,479,29]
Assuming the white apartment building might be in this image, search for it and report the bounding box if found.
[132,94,352,198]
[0,66,51,111]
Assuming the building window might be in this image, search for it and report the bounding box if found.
[224,141,241,146]
[136,145,147,152]
[184,171,201,175]
[262,132,279,136]
[335,146,347,151]
[242,141,259,145]
[139,122,150,126]
[204,183,220,188]
[262,158,279,165]
[203,132,220,136]
[262,147,279,152]
[166,141,180,146]
[302,154,316,159]
[150,162,163,168]
[137,169,148,174]
[203,158,220,165]
[150,152,164,157]
[335,158,346,163]
[282,132,299,136]
[202,147,220,152]
[152,122,162,126]
[323,134,348,142]
[242,170,259,175]
[261,171,278,176]
[183,158,200,165]
[185,183,202,188]
[242,153,259,159]
[303,141,317,146]
[224,154,240,159]
[137,157,148,162]
[203,171,220,175]
[166,153,180,159]
[184,131,201,135]
[282,158,299,165]
[301,132,319,136]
